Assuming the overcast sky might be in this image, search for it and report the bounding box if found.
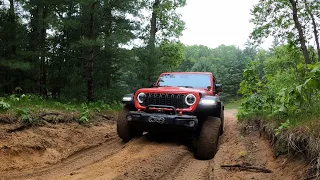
[177,0,262,49]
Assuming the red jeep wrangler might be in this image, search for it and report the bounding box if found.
[117,72,224,159]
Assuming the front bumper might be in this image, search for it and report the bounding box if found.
[127,110,198,130]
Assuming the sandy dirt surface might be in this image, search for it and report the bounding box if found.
[0,110,308,180]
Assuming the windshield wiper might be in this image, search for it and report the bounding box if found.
[178,86,193,88]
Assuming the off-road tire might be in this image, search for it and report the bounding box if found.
[117,106,141,142]
[195,117,221,160]
[219,109,224,135]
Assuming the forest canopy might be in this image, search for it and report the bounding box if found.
[0,0,253,102]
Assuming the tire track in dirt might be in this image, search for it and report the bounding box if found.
[3,135,123,180]
[163,154,211,180]
[3,109,308,180]
[60,137,190,180]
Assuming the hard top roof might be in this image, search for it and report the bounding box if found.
[159,72,216,81]
[161,72,212,74]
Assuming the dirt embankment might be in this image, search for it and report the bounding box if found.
[0,110,309,180]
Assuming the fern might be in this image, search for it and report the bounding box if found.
[0,100,10,111]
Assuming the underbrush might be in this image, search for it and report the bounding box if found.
[0,94,122,126]
[244,118,320,179]
[237,47,320,178]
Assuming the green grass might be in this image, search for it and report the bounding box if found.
[224,99,242,110]
[0,94,122,125]
[1,94,122,111]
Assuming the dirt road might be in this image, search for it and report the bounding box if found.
[1,110,307,180]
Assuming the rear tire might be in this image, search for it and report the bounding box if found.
[195,117,221,160]
[220,109,224,135]
[117,105,141,142]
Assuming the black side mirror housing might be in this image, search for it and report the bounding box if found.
[149,83,155,88]
[215,84,222,94]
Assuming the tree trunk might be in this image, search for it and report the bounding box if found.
[289,0,311,64]
[38,5,44,95]
[149,0,160,49]
[87,2,98,102]
[29,7,39,52]
[29,5,41,94]
[9,0,16,56]
[57,65,61,98]
[147,0,160,84]
[303,0,320,62]
[87,49,94,101]
[310,15,320,62]
[104,4,112,89]
[39,6,48,96]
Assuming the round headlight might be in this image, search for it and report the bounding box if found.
[185,94,196,106]
[137,93,146,103]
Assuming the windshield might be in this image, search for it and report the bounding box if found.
[157,73,211,88]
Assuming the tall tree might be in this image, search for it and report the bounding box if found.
[303,0,320,62]
[181,45,252,99]
[26,0,54,95]
[86,1,98,101]
[0,0,186,102]
[8,0,16,56]
[136,0,186,86]
[250,0,315,64]
[289,0,310,64]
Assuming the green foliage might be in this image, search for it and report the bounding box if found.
[0,100,10,111]
[239,61,262,96]
[0,94,121,125]
[154,0,186,41]
[79,104,89,124]
[250,0,320,64]
[0,0,186,102]
[179,44,254,100]
[250,0,293,44]
[16,108,33,125]
[238,44,320,136]
[160,41,184,69]
[263,45,304,75]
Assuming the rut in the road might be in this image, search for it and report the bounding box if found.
[4,109,307,180]
[67,137,196,180]
[3,136,124,179]
[162,155,211,180]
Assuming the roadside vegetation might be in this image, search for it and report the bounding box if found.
[224,99,241,110]
[238,0,320,176]
[0,93,121,126]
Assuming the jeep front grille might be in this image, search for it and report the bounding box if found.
[142,93,189,109]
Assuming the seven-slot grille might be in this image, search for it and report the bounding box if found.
[141,93,190,109]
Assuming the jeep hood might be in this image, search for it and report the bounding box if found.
[137,87,211,95]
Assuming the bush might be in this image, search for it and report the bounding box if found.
[238,56,320,173]
[16,108,34,125]
[238,60,320,126]
[79,104,89,123]
[0,100,10,111]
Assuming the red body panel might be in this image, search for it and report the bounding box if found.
[134,72,217,112]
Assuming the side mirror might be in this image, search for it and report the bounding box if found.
[149,83,155,88]
[215,84,222,94]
